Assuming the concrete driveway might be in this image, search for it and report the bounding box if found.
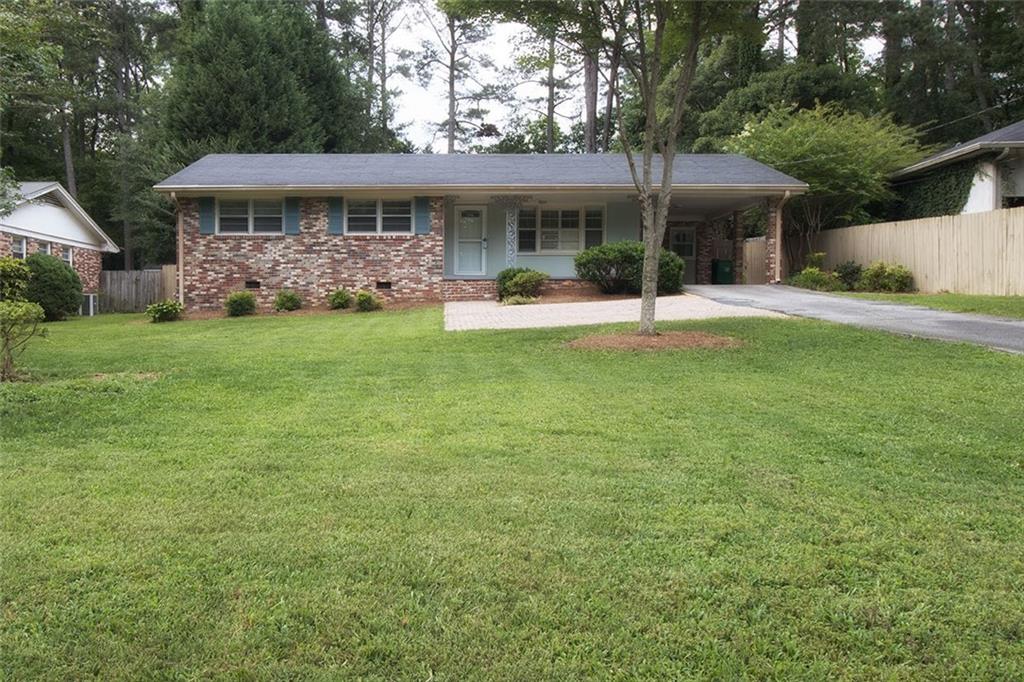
[444,294,784,331]
[688,285,1024,353]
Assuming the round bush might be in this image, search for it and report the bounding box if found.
[788,266,845,291]
[505,270,548,298]
[273,289,302,312]
[355,290,382,312]
[574,241,684,295]
[145,299,184,323]
[834,260,862,290]
[23,253,82,321]
[858,261,914,293]
[495,267,531,300]
[224,291,257,316]
[327,288,353,309]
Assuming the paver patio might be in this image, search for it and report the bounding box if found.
[444,294,784,331]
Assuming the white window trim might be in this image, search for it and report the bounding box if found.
[214,198,284,235]
[343,198,414,235]
[41,242,52,255]
[517,205,606,256]
[12,237,27,259]
[62,246,74,266]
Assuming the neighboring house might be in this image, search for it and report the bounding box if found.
[893,119,1024,215]
[1,182,119,313]
[155,154,806,308]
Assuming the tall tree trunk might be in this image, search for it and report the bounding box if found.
[447,17,457,153]
[583,51,598,153]
[365,0,377,121]
[776,0,787,62]
[956,1,993,130]
[546,34,555,154]
[601,48,619,152]
[943,0,956,92]
[61,107,77,198]
[379,19,389,134]
[881,0,903,90]
[314,0,327,30]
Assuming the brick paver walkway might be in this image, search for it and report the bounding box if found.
[444,294,785,331]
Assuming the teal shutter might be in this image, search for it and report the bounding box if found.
[284,197,301,234]
[198,197,215,234]
[328,197,343,235]
[414,196,431,235]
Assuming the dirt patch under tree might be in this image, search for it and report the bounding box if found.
[566,331,742,351]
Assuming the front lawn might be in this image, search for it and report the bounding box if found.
[841,291,1024,319]
[2,309,1023,678]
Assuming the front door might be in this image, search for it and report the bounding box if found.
[455,206,487,275]
[669,225,696,284]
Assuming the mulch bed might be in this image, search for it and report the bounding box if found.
[566,331,742,351]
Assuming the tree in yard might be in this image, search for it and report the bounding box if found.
[415,1,501,153]
[725,103,926,267]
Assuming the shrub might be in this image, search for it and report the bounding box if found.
[505,270,548,298]
[858,261,914,293]
[327,288,353,309]
[495,267,531,300]
[502,295,536,305]
[273,289,302,312]
[355,290,381,312]
[224,291,257,316]
[0,257,31,301]
[804,251,826,269]
[0,300,46,381]
[834,260,862,290]
[145,299,184,323]
[23,253,82,321]
[788,266,845,292]
[574,241,685,295]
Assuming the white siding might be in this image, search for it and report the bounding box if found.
[0,201,107,249]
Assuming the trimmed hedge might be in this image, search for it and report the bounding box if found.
[145,299,184,323]
[224,291,257,316]
[574,241,684,295]
[273,290,302,312]
[23,253,82,321]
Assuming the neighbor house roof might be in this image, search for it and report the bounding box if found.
[9,182,120,252]
[894,119,1024,179]
[154,153,808,193]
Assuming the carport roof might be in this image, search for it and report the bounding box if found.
[155,153,808,193]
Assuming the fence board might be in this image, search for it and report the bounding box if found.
[99,267,178,313]
[743,237,767,284]
[812,207,1024,295]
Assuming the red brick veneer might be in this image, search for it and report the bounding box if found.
[0,231,101,293]
[179,197,445,310]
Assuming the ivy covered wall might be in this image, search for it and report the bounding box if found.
[890,159,979,220]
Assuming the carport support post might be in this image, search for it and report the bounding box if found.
[765,197,783,284]
[732,211,744,284]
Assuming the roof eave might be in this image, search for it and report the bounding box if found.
[154,182,808,194]
[19,183,120,253]
[893,141,1024,179]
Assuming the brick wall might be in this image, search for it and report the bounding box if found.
[180,197,445,310]
[695,223,713,285]
[0,230,101,293]
[441,279,498,301]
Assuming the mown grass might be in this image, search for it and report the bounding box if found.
[841,291,1024,319]
[2,308,1023,679]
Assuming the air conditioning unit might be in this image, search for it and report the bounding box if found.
[80,293,98,317]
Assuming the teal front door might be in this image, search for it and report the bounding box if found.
[455,206,487,275]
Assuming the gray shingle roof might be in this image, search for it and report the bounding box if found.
[155,153,807,191]
[894,118,1024,178]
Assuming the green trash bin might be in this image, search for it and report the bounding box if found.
[712,259,734,284]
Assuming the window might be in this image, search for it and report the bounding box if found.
[345,199,413,234]
[518,207,603,254]
[62,246,73,266]
[41,242,52,255]
[12,237,26,259]
[217,199,283,234]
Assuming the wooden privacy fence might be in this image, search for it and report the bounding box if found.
[812,207,1024,295]
[99,265,177,312]
[743,237,767,284]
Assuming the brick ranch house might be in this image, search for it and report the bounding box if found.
[1,182,119,312]
[155,154,806,309]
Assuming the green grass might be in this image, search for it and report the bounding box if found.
[841,292,1024,319]
[2,308,1023,679]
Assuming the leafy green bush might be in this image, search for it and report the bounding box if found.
[788,266,845,291]
[355,290,381,312]
[327,288,353,309]
[145,299,184,323]
[0,300,46,381]
[804,251,826,269]
[505,270,548,298]
[0,257,31,301]
[224,291,257,316]
[834,260,862,290]
[496,267,531,300]
[502,295,536,305]
[858,261,914,292]
[23,253,83,321]
[574,241,685,295]
[273,289,302,312]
